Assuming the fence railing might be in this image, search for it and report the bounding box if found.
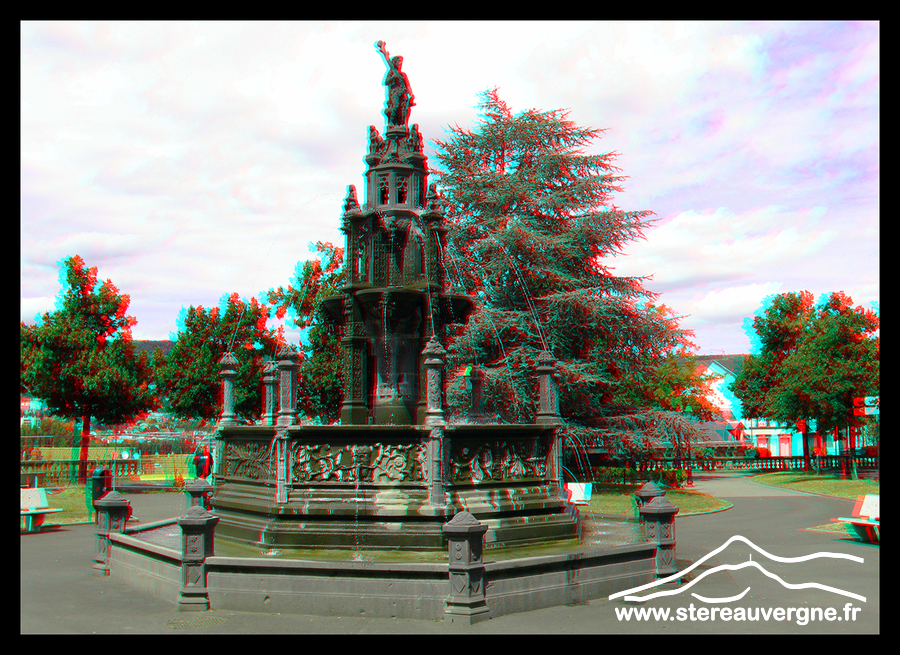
[632,454,879,473]
[20,455,196,487]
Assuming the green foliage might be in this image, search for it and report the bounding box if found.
[617,343,723,421]
[20,255,157,434]
[155,292,286,422]
[433,90,701,454]
[589,466,687,487]
[20,417,77,444]
[266,242,345,424]
[731,290,879,436]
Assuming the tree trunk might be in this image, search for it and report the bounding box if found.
[78,414,91,484]
[801,430,811,471]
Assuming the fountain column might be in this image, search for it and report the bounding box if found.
[274,426,291,504]
[423,337,447,507]
[276,346,300,426]
[218,352,239,428]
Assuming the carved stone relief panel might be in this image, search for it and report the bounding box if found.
[290,441,427,484]
[448,437,549,484]
[224,440,273,481]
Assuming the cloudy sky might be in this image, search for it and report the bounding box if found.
[21,21,879,355]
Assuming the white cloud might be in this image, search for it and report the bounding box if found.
[602,205,839,291]
[20,21,878,354]
[691,282,783,324]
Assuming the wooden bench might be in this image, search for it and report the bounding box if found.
[21,487,63,533]
[834,494,879,543]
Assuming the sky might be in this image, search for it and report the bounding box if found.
[21,21,879,355]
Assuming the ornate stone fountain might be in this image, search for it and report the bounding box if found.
[210,42,579,551]
[95,44,659,622]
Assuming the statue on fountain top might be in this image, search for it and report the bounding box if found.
[376,40,415,128]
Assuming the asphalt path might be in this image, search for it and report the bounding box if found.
[20,472,879,634]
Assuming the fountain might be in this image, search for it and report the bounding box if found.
[209,40,581,553]
[97,43,660,621]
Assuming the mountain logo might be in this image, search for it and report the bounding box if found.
[610,535,866,603]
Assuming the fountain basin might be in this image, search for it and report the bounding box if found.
[105,514,655,621]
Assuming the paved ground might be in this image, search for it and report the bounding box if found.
[21,472,879,634]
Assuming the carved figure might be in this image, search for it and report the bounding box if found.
[376,40,415,127]
[367,125,383,154]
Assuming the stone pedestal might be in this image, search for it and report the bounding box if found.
[92,491,131,577]
[443,511,491,625]
[177,505,220,612]
[640,495,679,578]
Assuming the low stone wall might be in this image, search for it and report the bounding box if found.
[483,543,656,617]
[206,557,449,619]
[109,525,183,605]
[97,494,666,623]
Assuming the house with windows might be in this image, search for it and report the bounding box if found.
[690,355,844,457]
[696,354,842,457]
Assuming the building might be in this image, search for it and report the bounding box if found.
[691,355,844,457]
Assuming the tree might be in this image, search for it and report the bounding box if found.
[155,292,286,423]
[266,242,345,424]
[432,90,700,465]
[730,291,879,472]
[20,255,156,481]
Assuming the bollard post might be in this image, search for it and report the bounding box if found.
[184,477,214,511]
[92,491,131,577]
[633,481,665,521]
[640,495,679,578]
[442,511,491,625]
[177,504,220,611]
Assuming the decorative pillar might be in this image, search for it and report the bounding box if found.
[177,504,220,612]
[535,350,562,426]
[640,495,679,578]
[535,350,564,495]
[467,366,485,424]
[442,511,491,625]
[217,352,239,428]
[339,293,369,426]
[423,337,447,507]
[276,345,301,426]
[261,358,278,426]
[91,491,131,577]
[423,337,446,427]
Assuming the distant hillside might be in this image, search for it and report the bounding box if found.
[133,340,175,356]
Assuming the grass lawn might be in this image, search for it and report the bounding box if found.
[586,484,730,517]
[34,481,730,527]
[40,487,95,525]
[750,471,880,500]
